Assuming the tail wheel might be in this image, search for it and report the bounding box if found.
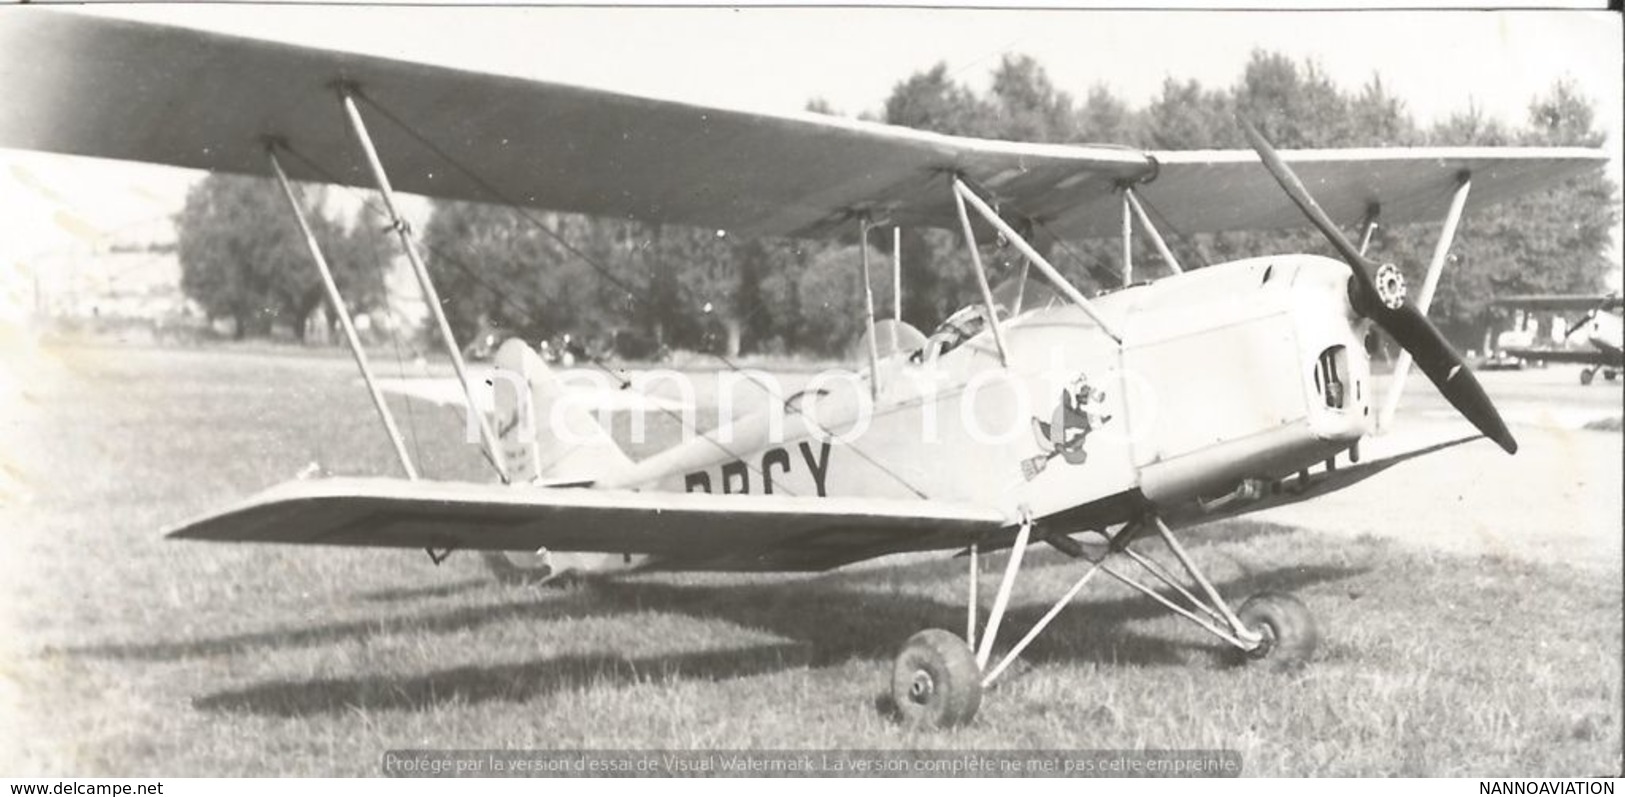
[1235,592,1318,668]
[891,629,981,728]
[1581,368,1596,385]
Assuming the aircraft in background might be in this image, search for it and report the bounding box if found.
[0,11,1607,728]
[1492,294,1623,384]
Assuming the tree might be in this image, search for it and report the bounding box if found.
[1077,84,1140,145]
[1146,77,1234,149]
[420,199,670,354]
[793,243,902,357]
[176,174,384,341]
[1233,50,1348,148]
[987,54,1076,142]
[1525,78,1602,147]
[422,200,555,345]
[656,224,742,355]
[884,63,992,138]
[732,237,817,354]
[1428,100,1512,147]
[753,238,816,353]
[1347,74,1419,147]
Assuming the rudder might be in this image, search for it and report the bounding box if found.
[490,338,635,485]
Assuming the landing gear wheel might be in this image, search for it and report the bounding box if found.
[891,629,981,728]
[1581,368,1596,385]
[1235,592,1318,668]
[1606,370,1618,382]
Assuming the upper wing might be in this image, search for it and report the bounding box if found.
[0,10,1149,239]
[1059,148,1607,240]
[166,477,1010,572]
[0,11,1606,240]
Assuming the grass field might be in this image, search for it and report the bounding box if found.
[2,343,1619,776]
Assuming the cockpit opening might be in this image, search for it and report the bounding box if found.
[914,274,1063,362]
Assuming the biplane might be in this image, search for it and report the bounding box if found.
[0,11,1608,728]
[1491,293,1623,384]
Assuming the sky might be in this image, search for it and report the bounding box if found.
[2,4,1621,290]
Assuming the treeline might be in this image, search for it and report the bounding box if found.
[421,51,1615,358]
[178,50,1617,356]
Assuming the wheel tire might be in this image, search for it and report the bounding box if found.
[1581,368,1595,385]
[1605,370,1617,382]
[891,629,982,728]
[1235,592,1318,668]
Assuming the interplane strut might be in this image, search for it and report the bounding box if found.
[951,178,1125,344]
[266,146,419,481]
[1378,173,1474,430]
[338,88,509,483]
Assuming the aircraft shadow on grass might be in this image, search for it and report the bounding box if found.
[174,536,1365,717]
[74,520,1309,664]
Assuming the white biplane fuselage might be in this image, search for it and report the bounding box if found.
[607,255,1369,526]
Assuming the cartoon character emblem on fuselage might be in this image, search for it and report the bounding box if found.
[1022,373,1113,480]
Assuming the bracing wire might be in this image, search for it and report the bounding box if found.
[345,91,932,499]
[363,220,428,473]
[278,142,817,495]
[1134,191,1209,271]
[284,176,429,472]
[1032,218,1121,292]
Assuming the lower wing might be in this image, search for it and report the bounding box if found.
[166,478,1008,572]
[1162,434,1486,528]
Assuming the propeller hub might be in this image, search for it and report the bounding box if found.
[1374,263,1407,310]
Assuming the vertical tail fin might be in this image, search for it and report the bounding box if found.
[483,339,640,584]
[491,339,635,485]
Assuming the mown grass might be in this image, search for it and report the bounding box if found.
[1,343,1619,776]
